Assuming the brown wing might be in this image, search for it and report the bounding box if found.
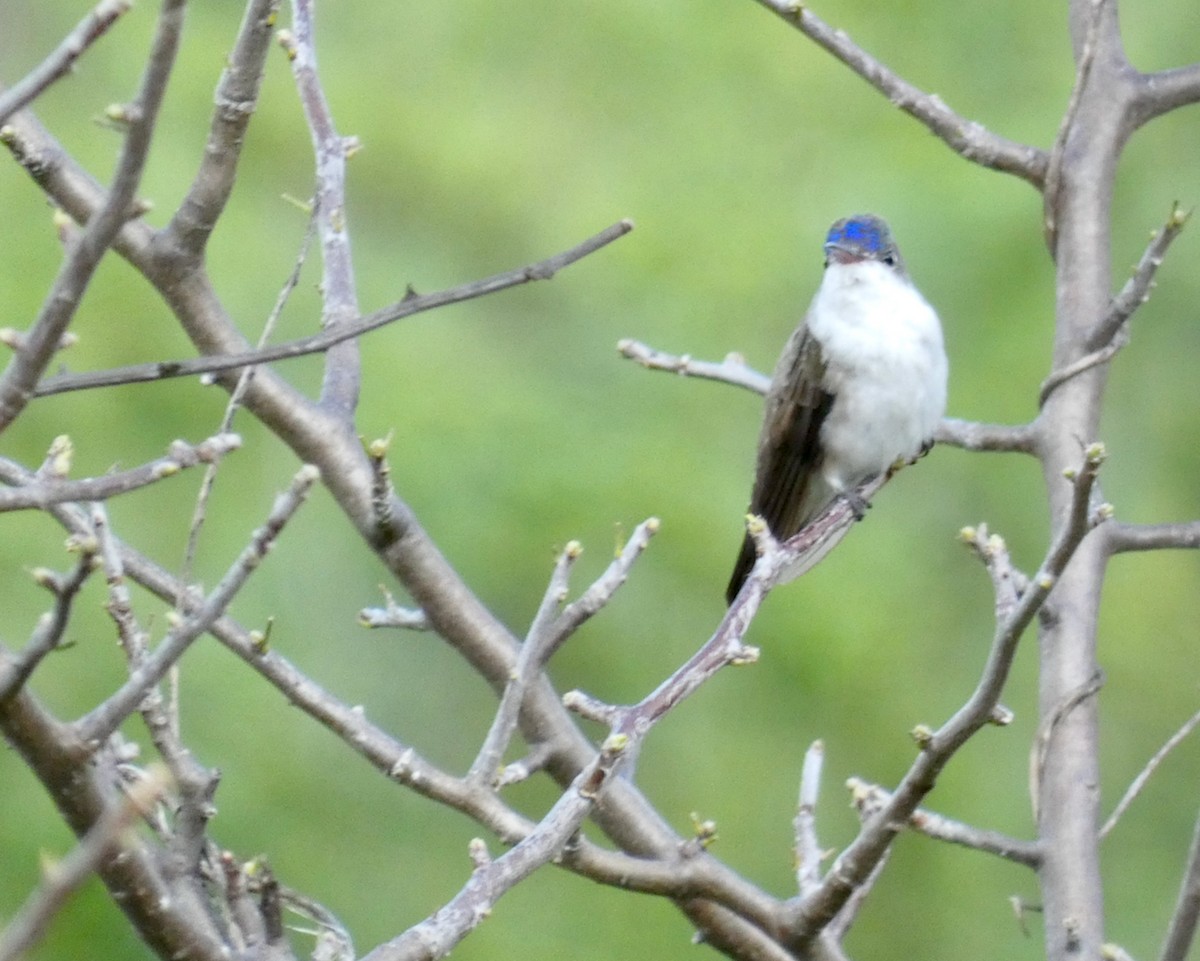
[726,324,832,604]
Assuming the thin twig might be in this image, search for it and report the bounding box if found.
[177,215,313,608]
[545,518,659,660]
[617,339,771,394]
[845,778,1042,869]
[75,465,320,744]
[0,552,96,702]
[1084,203,1190,352]
[0,0,132,124]
[1158,807,1200,961]
[1042,0,1103,252]
[1030,670,1106,824]
[468,541,582,786]
[0,435,240,511]
[617,338,1038,456]
[33,220,634,398]
[824,781,892,943]
[1038,335,1128,408]
[1101,706,1200,839]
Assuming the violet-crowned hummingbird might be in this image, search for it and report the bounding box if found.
[726,214,947,603]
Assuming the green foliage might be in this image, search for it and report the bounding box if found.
[1,1,1198,959]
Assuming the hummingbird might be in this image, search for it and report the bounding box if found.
[726,214,947,604]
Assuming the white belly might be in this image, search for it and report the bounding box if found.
[807,260,947,491]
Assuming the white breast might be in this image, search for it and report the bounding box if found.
[806,260,947,490]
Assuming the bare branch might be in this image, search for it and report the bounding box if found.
[164,0,281,254]
[616,340,1039,459]
[76,465,320,744]
[617,339,771,394]
[935,417,1039,454]
[1038,336,1128,409]
[0,552,96,702]
[0,434,240,511]
[0,0,132,124]
[1159,807,1200,961]
[1133,64,1200,127]
[1085,203,1190,352]
[32,220,634,398]
[0,0,186,431]
[748,0,1048,188]
[1104,521,1200,554]
[468,541,582,786]
[0,765,171,961]
[1101,706,1200,839]
[545,518,659,660]
[846,778,1041,869]
[283,0,362,416]
[959,523,1029,625]
[794,740,825,897]
[781,444,1107,950]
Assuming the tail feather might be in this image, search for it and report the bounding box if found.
[725,533,758,605]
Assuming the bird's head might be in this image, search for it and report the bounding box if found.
[823,214,905,274]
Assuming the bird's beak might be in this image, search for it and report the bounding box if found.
[823,243,866,266]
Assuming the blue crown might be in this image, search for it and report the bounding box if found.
[825,216,887,254]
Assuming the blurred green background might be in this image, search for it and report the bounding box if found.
[2,1,1199,959]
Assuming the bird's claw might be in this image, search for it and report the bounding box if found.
[841,489,871,520]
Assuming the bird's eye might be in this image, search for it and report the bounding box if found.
[882,254,896,266]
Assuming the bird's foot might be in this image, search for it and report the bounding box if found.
[840,489,871,520]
